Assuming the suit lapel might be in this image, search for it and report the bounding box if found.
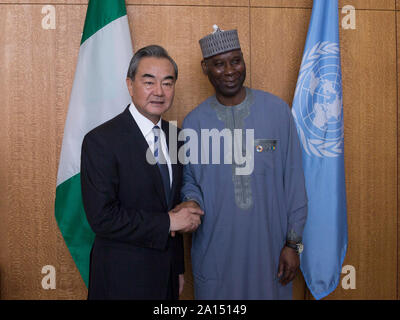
[121,106,168,209]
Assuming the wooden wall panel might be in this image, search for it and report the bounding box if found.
[251,0,395,10]
[0,0,248,5]
[396,7,399,303]
[128,5,251,127]
[127,0,248,6]
[0,5,8,299]
[250,8,310,104]
[0,0,82,3]
[15,0,394,8]
[19,0,389,9]
[0,0,87,3]
[326,10,397,300]
[0,4,88,299]
[250,0,312,7]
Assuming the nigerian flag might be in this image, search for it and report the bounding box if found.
[55,0,133,287]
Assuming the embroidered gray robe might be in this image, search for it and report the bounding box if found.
[182,88,308,299]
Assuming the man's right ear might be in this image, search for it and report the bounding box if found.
[126,78,133,96]
[201,60,208,75]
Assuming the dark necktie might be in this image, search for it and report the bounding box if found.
[153,126,171,205]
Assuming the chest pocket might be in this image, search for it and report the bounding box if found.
[253,138,277,174]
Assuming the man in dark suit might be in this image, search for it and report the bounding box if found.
[81,45,203,300]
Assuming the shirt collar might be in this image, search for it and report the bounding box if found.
[129,102,162,137]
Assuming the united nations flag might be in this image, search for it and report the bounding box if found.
[292,0,348,300]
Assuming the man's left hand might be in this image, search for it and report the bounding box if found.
[277,246,300,286]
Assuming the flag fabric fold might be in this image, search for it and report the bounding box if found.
[292,0,348,300]
[55,0,133,287]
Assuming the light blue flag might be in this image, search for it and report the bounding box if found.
[291,0,348,300]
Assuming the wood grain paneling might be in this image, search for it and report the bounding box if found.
[3,0,392,9]
[250,7,311,105]
[251,0,395,10]
[0,0,248,6]
[250,0,312,7]
[128,5,250,128]
[0,5,8,299]
[0,4,88,299]
[326,10,397,300]
[127,0,248,6]
[396,9,399,303]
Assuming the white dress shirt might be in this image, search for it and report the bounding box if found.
[129,103,172,186]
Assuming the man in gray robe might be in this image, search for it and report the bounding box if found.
[179,26,308,299]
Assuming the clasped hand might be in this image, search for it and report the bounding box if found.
[168,201,204,237]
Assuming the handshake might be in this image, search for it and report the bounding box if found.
[168,200,204,237]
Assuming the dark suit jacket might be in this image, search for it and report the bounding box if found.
[81,105,184,300]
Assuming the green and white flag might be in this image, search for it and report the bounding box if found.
[55,0,133,287]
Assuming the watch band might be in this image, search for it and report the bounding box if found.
[285,241,304,254]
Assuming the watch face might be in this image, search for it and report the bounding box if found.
[297,243,304,254]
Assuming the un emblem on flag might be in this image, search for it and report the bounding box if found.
[292,41,344,158]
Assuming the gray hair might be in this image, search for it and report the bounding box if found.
[126,45,178,80]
